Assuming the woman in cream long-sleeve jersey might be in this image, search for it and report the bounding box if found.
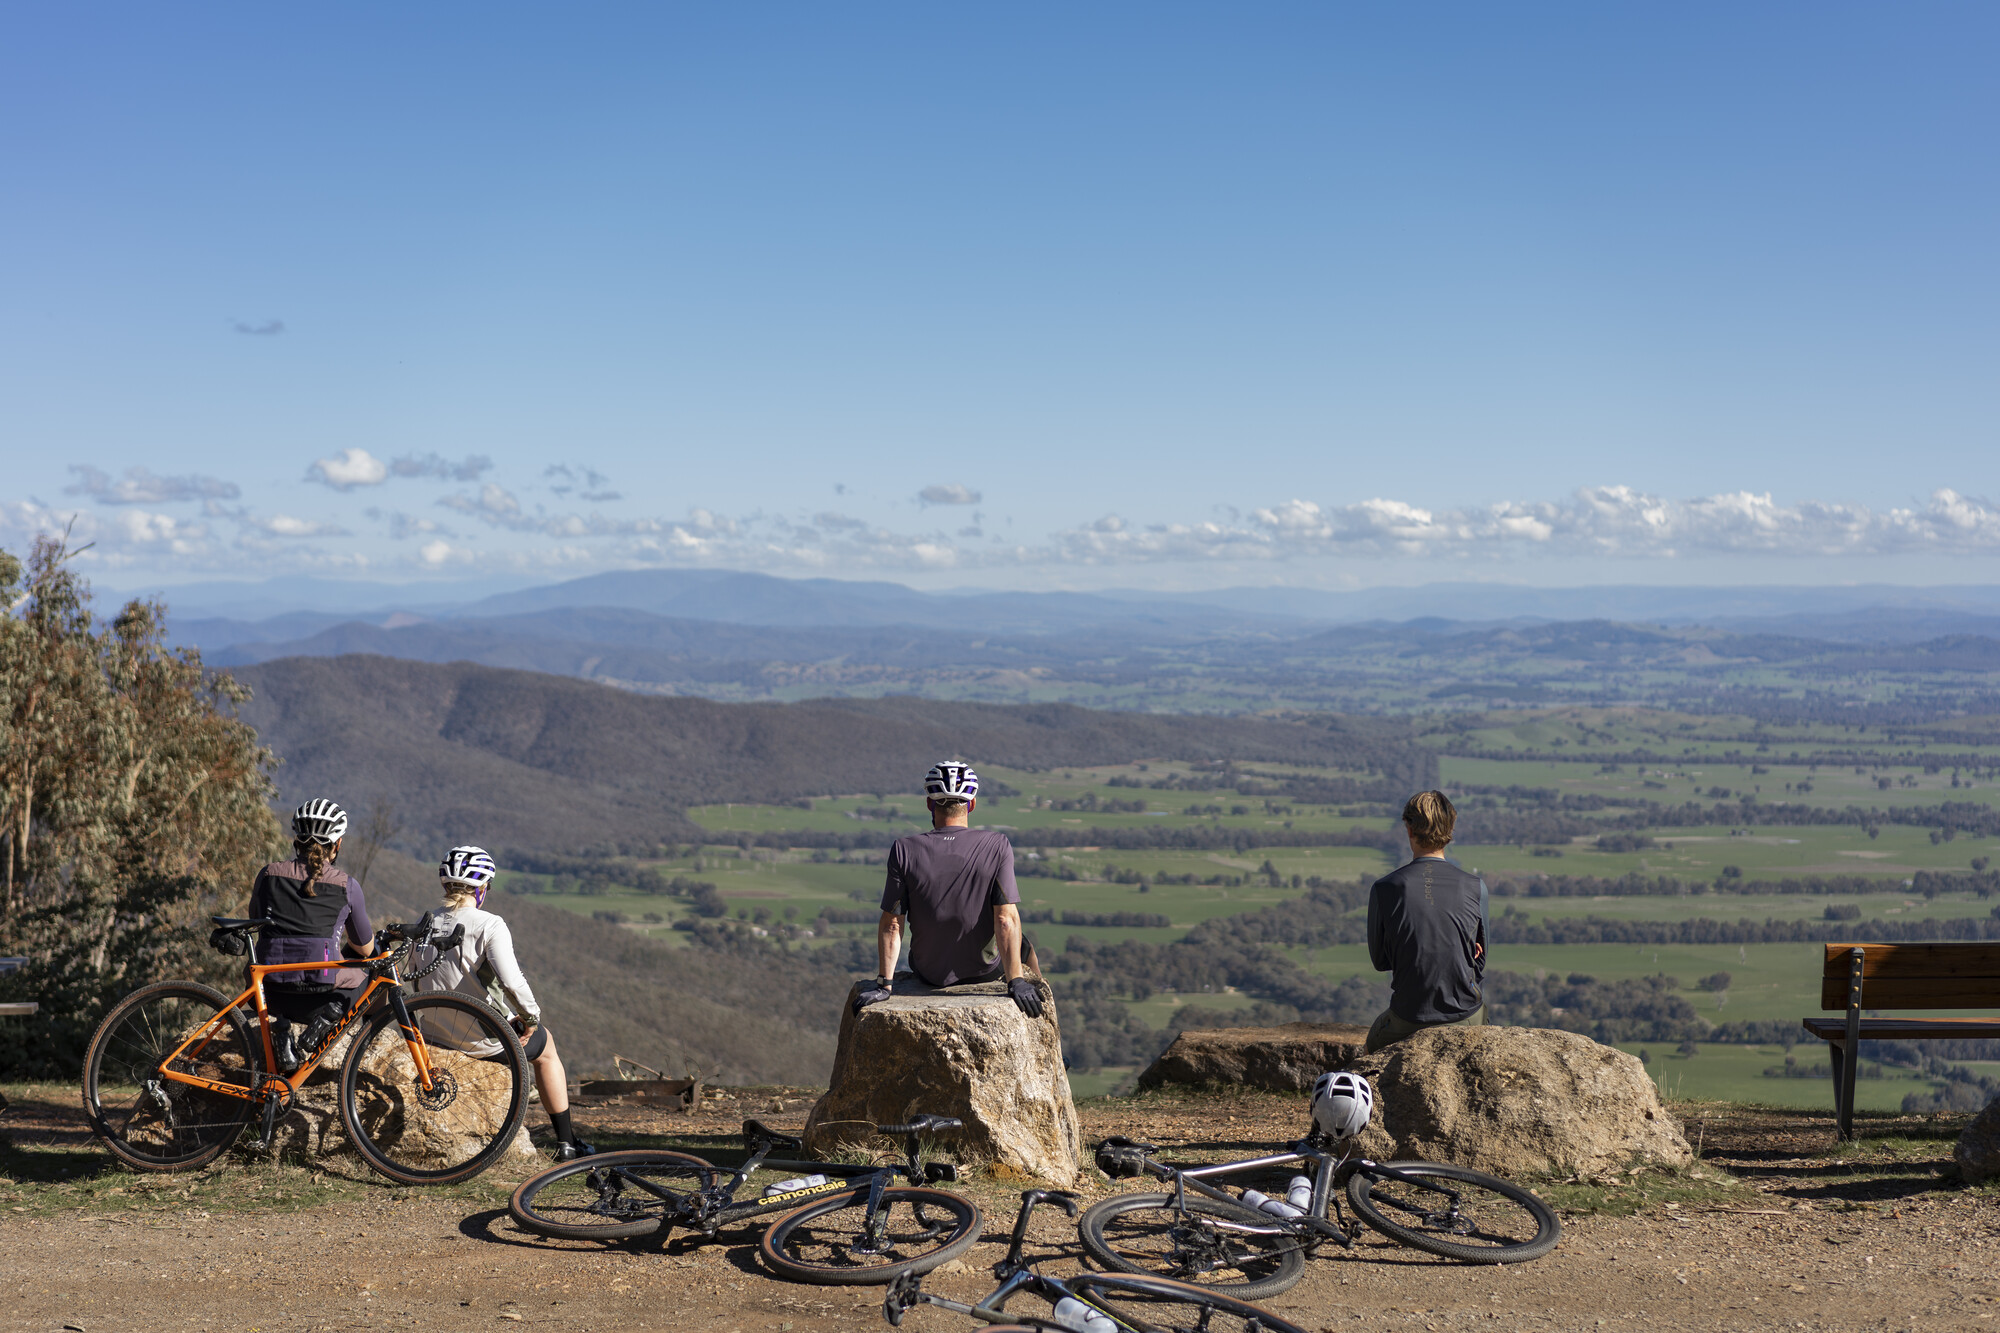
[423,846,594,1162]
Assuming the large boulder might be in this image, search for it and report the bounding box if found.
[1137,1023,1370,1092]
[1956,1097,2000,1184]
[1346,1025,1692,1179]
[804,978,1080,1184]
[254,1028,543,1177]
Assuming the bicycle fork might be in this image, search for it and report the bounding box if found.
[385,988,441,1094]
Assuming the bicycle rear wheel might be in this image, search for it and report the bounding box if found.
[510,1150,715,1240]
[1065,1272,1310,1333]
[1077,1192,1304,1299]
[760,1185,982,1284]
[340,992,529,1185]
[1345,1161,1560,1263]
[82,981,259,1171]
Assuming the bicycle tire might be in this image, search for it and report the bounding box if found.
[1077,1192,1305,1299]
[1066,1271,1311,1333]
[1345,1161,1560,1264]
[339,991,530,1186]
[759,1185,982,1284]
[82,980,260,1172]
[509,1150,716,1240]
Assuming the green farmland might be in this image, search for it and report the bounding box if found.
[496,706,2000,1103]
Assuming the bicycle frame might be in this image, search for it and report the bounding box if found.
[885,1191,1167,1331]
[577,1130,943,1237]
[1134,1139,1470,1252]
[157,955,437,1108]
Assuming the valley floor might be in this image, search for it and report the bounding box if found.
[4,1090,1998,1332]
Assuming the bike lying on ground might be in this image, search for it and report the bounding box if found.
[883,1189,1308,1333]
[82,913,529,1186]
[1079,1128,1560,1298]
[508,1113,983,1284]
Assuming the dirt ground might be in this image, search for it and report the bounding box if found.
[4,1083,1999,1333]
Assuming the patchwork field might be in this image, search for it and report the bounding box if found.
[487,707,2000,1107]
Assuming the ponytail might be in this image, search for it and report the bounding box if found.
[296,839,334,895]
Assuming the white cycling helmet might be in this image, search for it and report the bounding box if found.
[925,762,979,802]
[292,798,349,844]
[1311,1070,1374,1141]
[440,846,499,906]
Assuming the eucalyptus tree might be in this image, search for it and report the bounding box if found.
[0,536,282,1073]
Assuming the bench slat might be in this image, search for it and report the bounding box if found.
[1821,942,2000,980]
[1803,1016,2000,1040]
[1820,975,2000,1010]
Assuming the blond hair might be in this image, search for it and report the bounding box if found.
[442,886,479,912]
[1402,790,1456,848]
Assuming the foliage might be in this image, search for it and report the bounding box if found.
[0,537,281,1075]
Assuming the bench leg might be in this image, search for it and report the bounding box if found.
[1829,1040,1856,1140]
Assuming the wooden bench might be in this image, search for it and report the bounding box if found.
[1801,943,2000,1139]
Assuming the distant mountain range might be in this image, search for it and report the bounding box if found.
[135,567,2000,717]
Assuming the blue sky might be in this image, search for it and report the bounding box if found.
[3,3,1996,593]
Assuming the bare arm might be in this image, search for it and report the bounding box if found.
[876,910,903,981]
[993,902,1024,983]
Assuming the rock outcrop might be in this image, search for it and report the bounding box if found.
[1137,1023,1370,1092]
[804,978,1080,1184]
[255,1028,542,1177]
[1956,1097,2000,1184]
[1345,1025,1692,1179]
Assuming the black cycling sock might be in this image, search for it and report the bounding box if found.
[549,1108,575,1144]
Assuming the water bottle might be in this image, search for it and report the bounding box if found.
[1286,1175,1314,1211]
[1239,1189,1303,1219]
[763,1173,828,1197]
[1052,1296,1116,1333]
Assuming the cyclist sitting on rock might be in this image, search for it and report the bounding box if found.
[858,762,1045,1017]
[1365,789,1486,1053]
[421,846,594,1162]
[249,798,374,1072]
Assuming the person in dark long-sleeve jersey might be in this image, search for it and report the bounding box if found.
[1366,790,1486,1053]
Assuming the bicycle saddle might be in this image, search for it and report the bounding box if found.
[878,1113,963,1136]
[210,917,274,930]
[742,1119,803,1150]
[1094,1136,1156,1179]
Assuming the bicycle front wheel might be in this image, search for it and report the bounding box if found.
[760,1185,982,1284]
[82,981,260,1172]
[1066,1272,1310,1333]
[510,1150,716,1240]
[1078,1192,1304,1299]
[1345,1161,1560,1263]
[340,992,529,1185]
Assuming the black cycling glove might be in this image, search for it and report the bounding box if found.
[1007,977,1045,1018]
[853,978,895,1014]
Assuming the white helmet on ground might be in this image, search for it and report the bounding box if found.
[924,762,979,802]
[292,798,349,844]
[1311,1070,1373,1141]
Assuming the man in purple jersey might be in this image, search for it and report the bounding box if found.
[857,762,1045,1017]
[249,797,375,1070]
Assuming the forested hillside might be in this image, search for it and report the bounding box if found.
[232,655,1428,853]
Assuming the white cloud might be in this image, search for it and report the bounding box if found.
[306,448,389,491]
[919,484,982,506]
[252,514,348,538]
[66,465,241,505]
[1045,487,2000,564]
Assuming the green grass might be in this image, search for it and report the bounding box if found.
[1615,1043,1937,1111]
[1455,822,1990,882]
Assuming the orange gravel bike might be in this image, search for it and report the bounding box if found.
[82,912,529,1185]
